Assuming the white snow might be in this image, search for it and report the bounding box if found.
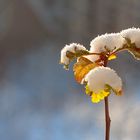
[121,27,140,48]
[60,43,87,65]
[84,66,122,93]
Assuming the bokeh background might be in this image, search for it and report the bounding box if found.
[0,0,140,140]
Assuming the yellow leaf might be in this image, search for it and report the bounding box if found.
[108,54,117,60]
[85,84,110,103]
[105,84,122,96]
[101,90,110,97]
[85,84,92,96]
[91,91,110,103]
[91,94,100,103]
[73,57,99,83]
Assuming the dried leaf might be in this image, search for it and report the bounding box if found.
[63,50,90,70]
[73,57,98,83]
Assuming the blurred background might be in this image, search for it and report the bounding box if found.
[0,0,140,140]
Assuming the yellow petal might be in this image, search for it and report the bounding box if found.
[108,54,117,60]
[102,90,110,97]
[91,93,100,103]
[90,90,110,103]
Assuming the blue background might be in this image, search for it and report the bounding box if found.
[0,0,140,140]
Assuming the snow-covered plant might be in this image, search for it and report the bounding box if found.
[59,27,140,140]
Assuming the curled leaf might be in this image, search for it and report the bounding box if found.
[127,47,140,60]
[123,37,140,60]
[73,57,99,83]
[75,50,90,57]
[106,84,122,96]
[66,51,75,60]
[62,50,90,70]
[66,50,89,60]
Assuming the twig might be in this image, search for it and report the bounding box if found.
[104,97,111,140]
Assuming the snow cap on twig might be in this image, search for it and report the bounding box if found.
[121,27,140,48]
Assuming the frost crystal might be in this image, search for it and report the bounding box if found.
[90,33,125,53]
[121,27,140,48]
[60,43,87,65]
[84,66,122,93]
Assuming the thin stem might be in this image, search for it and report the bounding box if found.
[87,52,101,55]
[103,58,111,140]
[104,97,111,140]
[110,44,130,56]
